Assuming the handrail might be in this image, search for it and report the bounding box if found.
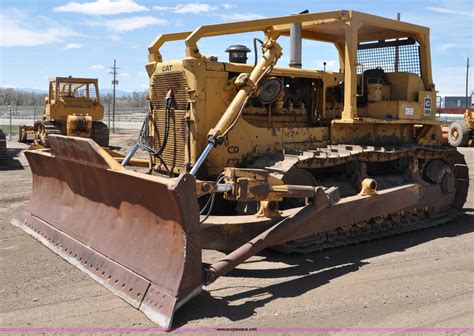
[148,31,192,63]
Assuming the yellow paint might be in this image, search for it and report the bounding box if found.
[146,10,442,175]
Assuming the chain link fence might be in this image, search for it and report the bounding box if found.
[0,105,145,139]
[0,105,147,121]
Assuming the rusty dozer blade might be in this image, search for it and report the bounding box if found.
[12,135,202,330]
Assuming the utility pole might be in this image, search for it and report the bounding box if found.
[107,98,111,128]
[466,57,470,110]
[9,104,12,141]
[110,59,119,133]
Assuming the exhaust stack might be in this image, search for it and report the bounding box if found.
[289,22,302,68]
[289,10,308,68]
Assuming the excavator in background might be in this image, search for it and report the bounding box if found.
[13,10,469,330]
[19,77,109,147]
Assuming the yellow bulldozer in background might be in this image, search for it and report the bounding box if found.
[13,10,469,329]
[19,76,109,147]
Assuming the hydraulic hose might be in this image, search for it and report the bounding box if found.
[121,92,174,172]
[253,38,263,66]
[157,89,174,156]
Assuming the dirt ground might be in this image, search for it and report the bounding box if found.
[1,133,473,334]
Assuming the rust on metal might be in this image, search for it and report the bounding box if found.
[17,135,203,330]
[204,182,422,284]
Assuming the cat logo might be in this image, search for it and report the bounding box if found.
[162,65,173,72]
[424,96,432,116]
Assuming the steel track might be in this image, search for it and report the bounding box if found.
[258,146,470,253]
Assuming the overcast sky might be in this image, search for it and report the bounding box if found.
[0,0,472,96]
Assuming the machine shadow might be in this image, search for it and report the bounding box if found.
[0,148,25,171]
[175,216,473,326]
[228,214,474,278]
[175,261,366,327]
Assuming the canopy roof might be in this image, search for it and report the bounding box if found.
[148,10,429,60]
[51,77,99,84]
[273,10,428,43]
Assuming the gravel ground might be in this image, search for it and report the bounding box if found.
[0,135,472,334]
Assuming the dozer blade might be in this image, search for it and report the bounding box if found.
[12,135,202,330]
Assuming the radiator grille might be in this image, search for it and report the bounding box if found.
[151,72,189,109]
[151,72,189,172]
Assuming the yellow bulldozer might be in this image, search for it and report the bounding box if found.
[19,76,109,147]
[13,10,469,329]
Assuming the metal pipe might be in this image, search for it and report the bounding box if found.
[436,113,465,122]
[394,12,400,72]
[356,63,366,97]
[216,183,232,193]
[9,104,12,141]
[205,187,333,284]
[270,184,324,199]
[189,142,214,176]
[289,22,302,68]
[121,142,139,167]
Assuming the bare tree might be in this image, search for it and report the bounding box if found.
[0,88,150,109]
[0,88,44,106]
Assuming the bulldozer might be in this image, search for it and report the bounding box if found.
[448,109,474,146]
[13,10,469,329]
[18,76,109,147]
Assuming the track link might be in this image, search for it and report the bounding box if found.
[35,121,62,147]
[253,145,469,254]
[276,208,462,253]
